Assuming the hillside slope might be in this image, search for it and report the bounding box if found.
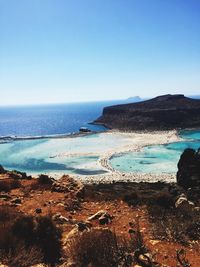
[95,94,200,130]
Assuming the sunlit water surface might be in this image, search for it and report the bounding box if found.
[0,133,130,175]
[110,129,200,174]
[0,129,200,176]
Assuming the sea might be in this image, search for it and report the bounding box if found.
[0,101,108,137]
[0,99,200,176]
[0,99,141,137]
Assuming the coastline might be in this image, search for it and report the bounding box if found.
[41,129,182,184]
[0,130,101,143]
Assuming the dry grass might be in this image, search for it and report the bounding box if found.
[1,245,43,267]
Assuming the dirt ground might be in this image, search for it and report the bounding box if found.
[0,173,200,267]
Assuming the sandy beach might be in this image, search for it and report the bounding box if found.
[47,129,182,183]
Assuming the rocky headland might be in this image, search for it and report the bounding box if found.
[95,94,200,131]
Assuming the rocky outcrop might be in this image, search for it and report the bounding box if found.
[177,148,200,201]
[51,175,84,198]
[177,148,200,189]
[95,94,200,130]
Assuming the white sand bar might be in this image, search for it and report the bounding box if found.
[53,130,181,183]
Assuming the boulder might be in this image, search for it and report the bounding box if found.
[175,194,195,212]
[177,148,200,190]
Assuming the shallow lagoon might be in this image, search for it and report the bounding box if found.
[0,129,200,176]
[110,130,200,174]
[0,133,131,175]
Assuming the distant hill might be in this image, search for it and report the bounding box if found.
[124,96,142,103]
[107,96,142,105]
[94,94,200,130]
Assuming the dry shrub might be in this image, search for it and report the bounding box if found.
[176,249,191,267]
[66,228,120,267]
[0,179,21,192]
[148,204,200,245]
[65,198,81,211]
[38,174,54,185]
[153,191,174,208]
[123,192,140,206]
[0,206,62,266]
[35,216,62,265]
[65,223,150,267]
[11,215,35,246]
[0,205,18,223]
[1,245,43,267]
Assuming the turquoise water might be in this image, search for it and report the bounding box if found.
[110,130,200,174]
[180,129,200,140]
[0,133,130,175]
[0,130,200,176]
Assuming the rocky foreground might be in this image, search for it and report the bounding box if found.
[95,94,200,130]
[0,155,200,267]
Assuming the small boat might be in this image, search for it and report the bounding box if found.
[79,127,91,133]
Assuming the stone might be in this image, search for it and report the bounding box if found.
[99,212,112,225]
[88,210,107,221]
[175,194,195,212]
[57,202,65,207]
[77,221,92,231]
[51,175,84,195]
[35,208,42,214]
[52,213,69,224]
[0,193,11,200]
[138,253,154,266]
[149,239,160,245]
[11,197,22,204]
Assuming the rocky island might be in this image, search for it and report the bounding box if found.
[95,94,200,130]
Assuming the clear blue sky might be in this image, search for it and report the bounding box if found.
[0,0,200,105]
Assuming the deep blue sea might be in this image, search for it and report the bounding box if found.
[0,100,127,137]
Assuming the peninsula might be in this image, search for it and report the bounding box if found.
[95,94,200,130]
